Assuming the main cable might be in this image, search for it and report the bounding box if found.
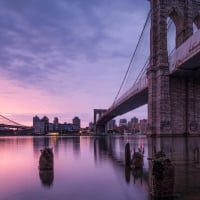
[113,10,151,104]
[134,17,174,85]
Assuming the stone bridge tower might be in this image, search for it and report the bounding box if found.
[94,109,107,134]
[147,0,200,135]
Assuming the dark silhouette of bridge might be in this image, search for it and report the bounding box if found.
[0,114,31,132]
[95,0,200,136]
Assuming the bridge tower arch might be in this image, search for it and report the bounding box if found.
[148,0,200,135]
[94,109,107,134]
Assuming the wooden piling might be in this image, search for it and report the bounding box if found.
[125,143,131,166]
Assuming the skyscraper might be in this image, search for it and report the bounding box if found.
[73,116,81,130]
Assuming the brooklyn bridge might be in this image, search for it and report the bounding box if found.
[94,0,200,136]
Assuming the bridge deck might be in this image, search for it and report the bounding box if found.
[97,77,148,125]
[97,29,200,125]
[169,29,200,73]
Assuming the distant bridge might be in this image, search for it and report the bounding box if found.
[0,114,31,131]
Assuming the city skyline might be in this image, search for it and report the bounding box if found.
[0,0,148,127]
[32,114,147,127]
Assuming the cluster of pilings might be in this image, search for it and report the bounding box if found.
[125,143,175,199]
[125,143,144,169]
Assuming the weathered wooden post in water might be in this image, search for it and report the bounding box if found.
[125,143,131,166]
[151,151,175,198]
[39,148,54,187]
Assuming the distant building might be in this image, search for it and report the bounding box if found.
[129,117,139,133]
[107,120,116,131]
[119,119,127,127]
[41,116,49,134]
[73,117,81,130]
[48,123,54,132]
[33,115,49,135]
[118,119,128,133]
[53,117,59,131]
[140,119,148,134]
[32,115,83,134]
[60,123,74,133]
[33,115,42,134]
[89,122,95,131]
[131,117,139,124]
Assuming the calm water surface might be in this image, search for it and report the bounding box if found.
[0,135,200,200]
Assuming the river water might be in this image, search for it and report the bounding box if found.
[0,135,200,200]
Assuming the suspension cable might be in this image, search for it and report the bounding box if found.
[113,10,151,104]
[113,12,175,106]
[133,17,174,85]
[0,114,23,126]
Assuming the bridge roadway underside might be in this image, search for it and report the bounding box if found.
[171,46,200,75]
[171,56,200,80]
[97,88,148,125]
[181,52,200,70]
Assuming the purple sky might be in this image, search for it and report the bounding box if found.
[0,0,149,127]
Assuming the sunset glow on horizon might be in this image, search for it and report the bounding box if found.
[0,0,149,127]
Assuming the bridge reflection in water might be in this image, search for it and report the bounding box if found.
[148,137,200,200]
[94,136,200,200]
[0,136,200,200]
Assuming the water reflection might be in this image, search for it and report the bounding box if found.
[150,151,174,199]
[148,137,200,200]
[72,137,80,158]
[132,168,143,185]
[93,136,149,198]
[125,166,131,183]
[1,136,200,200]
[124,166,144,185]
[39,148,54,187]
[39,169,54,187]
[33,136,51,157]
[94,136,200,199]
